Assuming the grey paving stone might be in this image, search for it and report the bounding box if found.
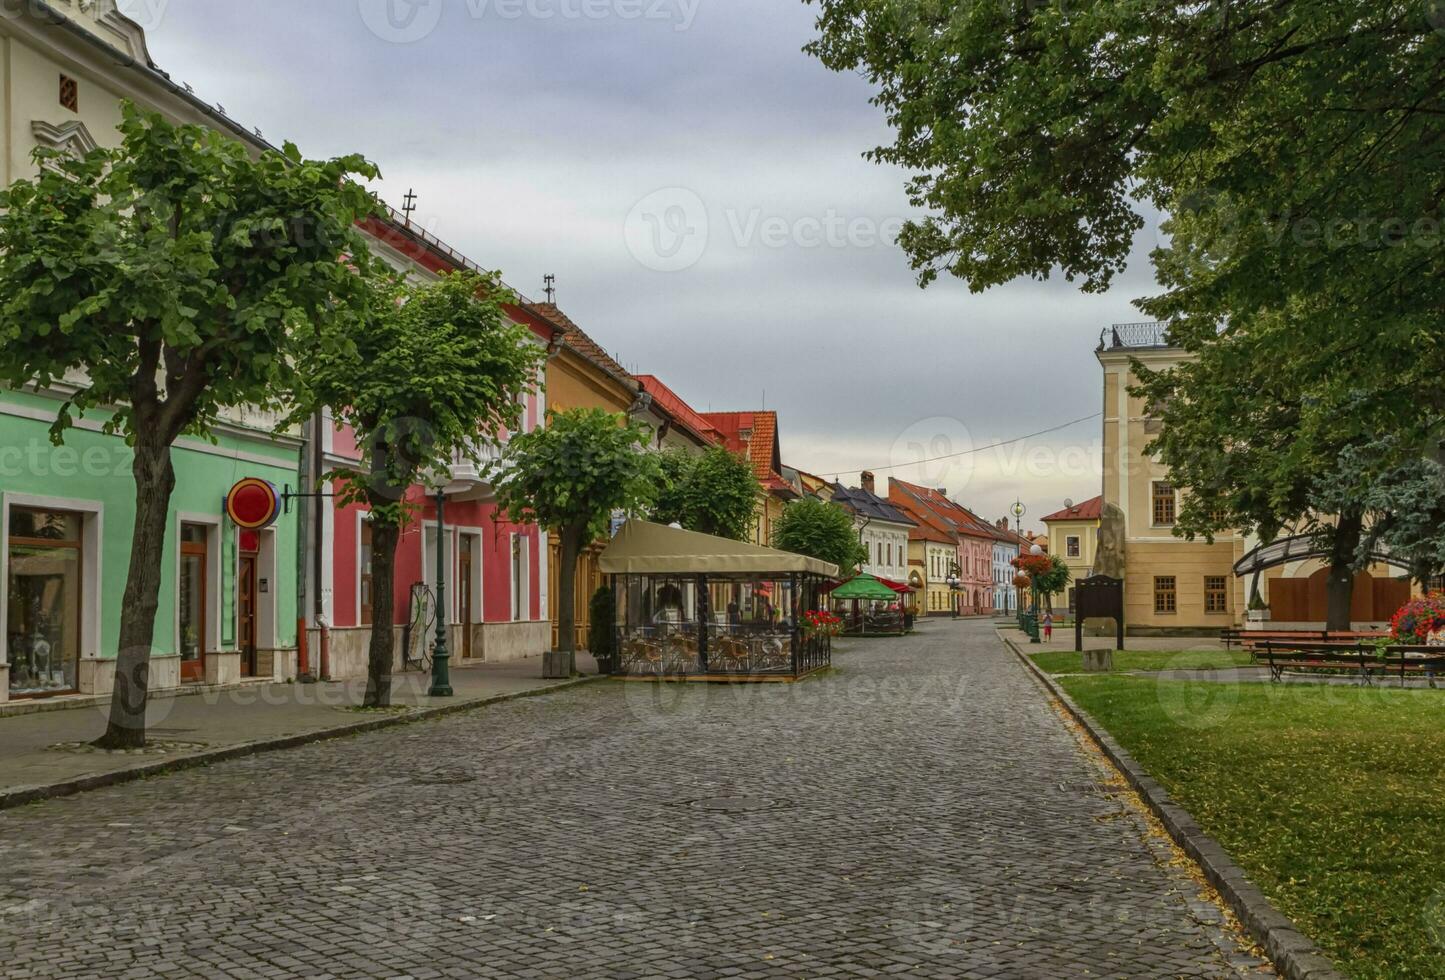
[0,620,1269,978]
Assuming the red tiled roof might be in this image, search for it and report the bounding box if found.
[1041,495,1104,523]
[633,375,721,447]
[889,479,1002,542]
[701,410,791,496]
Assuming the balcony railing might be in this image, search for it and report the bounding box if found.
[1098,321,1174,352]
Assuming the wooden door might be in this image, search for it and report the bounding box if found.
[178,524,208,683]
[237,554,257,677]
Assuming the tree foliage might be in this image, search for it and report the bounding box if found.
[806,2,1445,618]
[492,408,660,671]
[298,269,544,706]
[772,498,867,574]
[650,446,761,540]
[1014,553,1071,603]
[0,103,377,746]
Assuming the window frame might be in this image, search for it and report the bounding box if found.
[1204,575,1229,614]
[1152,481,1177,527]
[1153,575,1177,615]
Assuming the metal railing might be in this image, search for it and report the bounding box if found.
[1097,321,1174,352]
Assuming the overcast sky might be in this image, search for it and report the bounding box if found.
[136,0,1161,531]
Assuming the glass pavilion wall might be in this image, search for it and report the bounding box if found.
[611,572,832,677]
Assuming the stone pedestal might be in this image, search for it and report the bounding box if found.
[79,657,115,695]
[542,650,573,679]
[205,651,242,686]
[1082,650,1114,672]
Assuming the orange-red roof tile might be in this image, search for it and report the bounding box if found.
[1041,495,1104,522]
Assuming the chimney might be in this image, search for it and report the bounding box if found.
[936,488,948,498]
[996,517,1009,531]
[860,470,876,495]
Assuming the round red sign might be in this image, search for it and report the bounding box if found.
[226,478,280,531]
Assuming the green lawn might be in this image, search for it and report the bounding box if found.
[1030,648,1255,674]
[1060,675,1445,979]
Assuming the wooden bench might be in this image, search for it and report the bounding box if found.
[1256,641,1445,685]
[1222,628,1384,650]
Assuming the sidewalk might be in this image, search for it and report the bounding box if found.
[998,625,1225,651]
[0,653,600,809]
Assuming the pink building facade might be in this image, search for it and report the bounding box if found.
[300,213,561,681]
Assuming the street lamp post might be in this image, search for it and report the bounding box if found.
[429,489,454,697]
[1010,499,1027,630]
[1026,542,1044,644]
[946,572,960,619]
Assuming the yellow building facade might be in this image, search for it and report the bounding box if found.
[1097,324,1410,631]
[1098,328,1247,631]
[1040,497,1101,612]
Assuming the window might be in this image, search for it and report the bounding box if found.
[1205,575,1229,614]
[59,74,78,113]
[886,542,892,566]
[1154,576,1177,614]
[1152,482,1176,526]
[7,508,82,696]
[511,534,529,621]
[359,519,373,626]
[1066,536,1081,558]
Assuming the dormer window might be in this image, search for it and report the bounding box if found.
[59,75,78,113]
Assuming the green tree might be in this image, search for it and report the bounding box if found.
[1014,553,1071,610]
[297,269,543,707]
[650,446,761,540]
[492,408,660,677]
[772,498,867,574]
[0,104,377,748]
[805,2,1445,620]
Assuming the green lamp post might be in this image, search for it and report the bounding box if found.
[429,489,454,697]
[1024,542,1043,644]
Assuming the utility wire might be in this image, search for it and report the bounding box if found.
[820,411,1103,479]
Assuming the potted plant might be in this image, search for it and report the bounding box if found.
[588,585,618,674]
[1246,591,1270,624]
[801,609,843,639]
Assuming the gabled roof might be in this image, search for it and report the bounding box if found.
[701,411,795,498]
[633,375,721,447]
[889,479,1004,543]
[830,483,916,528]
[1041,495,1104,523]
[531,302,637,392]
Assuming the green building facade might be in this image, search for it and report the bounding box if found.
[1,388,301,702]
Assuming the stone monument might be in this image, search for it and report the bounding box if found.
[1085,503,1127,636]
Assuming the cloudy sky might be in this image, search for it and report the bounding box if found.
[136,0,1161,531]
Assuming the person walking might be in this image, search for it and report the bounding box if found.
[1042,610,1054,643]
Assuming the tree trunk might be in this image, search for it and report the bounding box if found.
[555,523,583,677]
[364,514,401,707]
[1325,512,1364,632]
[94,435,177,750]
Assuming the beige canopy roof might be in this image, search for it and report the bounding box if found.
[599,520,839,578]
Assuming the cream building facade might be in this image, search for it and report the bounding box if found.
[1097,323,1411,631]
[1040,496,1102,613]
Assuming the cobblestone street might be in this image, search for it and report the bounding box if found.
[0,620,1268,978]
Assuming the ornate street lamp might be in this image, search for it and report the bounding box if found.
[429,489,454,697]
[946,570,961,620]
[1010,499,1027,626]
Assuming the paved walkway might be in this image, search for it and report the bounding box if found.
[0,654,597,801]
[0,621,1269,978]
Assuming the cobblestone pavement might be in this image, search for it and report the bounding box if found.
[0,620,1271,978]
